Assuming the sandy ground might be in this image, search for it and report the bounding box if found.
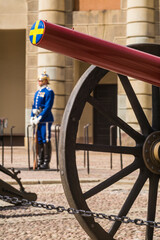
[0,147,160,240]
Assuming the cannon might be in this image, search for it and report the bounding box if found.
[30,20,160,239]
[0,165,37,203]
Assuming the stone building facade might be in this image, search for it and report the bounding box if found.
[0,0,159,145]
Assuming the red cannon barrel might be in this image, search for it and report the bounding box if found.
[29,20,160,86]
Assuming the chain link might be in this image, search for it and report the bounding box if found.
[1,194,160,228]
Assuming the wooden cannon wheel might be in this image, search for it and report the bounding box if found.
[59,44,160,240]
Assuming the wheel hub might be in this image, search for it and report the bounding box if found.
[143,131,160,174]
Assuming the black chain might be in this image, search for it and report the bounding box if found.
[0,194,160,228]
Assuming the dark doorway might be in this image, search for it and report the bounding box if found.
[0,30,25,146]
[93,84,117,145]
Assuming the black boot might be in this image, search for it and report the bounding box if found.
[37,143,44,170]
[40,142,52,170]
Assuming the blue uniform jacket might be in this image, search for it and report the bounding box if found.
[31,86,54,123]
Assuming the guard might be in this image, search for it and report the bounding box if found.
[30,71,54,170]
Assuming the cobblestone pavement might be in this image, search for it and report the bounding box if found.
[0,147,160,239]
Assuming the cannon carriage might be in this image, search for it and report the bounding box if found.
[29,20,160,239]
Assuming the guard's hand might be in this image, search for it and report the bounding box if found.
[32,109,40,115]
[32,116,42,125]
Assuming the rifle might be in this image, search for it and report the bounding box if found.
[33,124,38,170]
[32,107,42,170]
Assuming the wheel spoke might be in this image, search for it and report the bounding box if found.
[83,161,139,199]
[118,74,152,136]
[76,143,141,156]
[145,174,159,240]
[109,170,148,236]
[88,95,144,143]
[152,86,160,130]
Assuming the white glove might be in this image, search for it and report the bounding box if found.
[32,116,42,125]
[32,109,40,115]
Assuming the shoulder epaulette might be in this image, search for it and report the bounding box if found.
[46,87,52,91]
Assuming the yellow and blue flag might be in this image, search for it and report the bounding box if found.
[29,20,45,45]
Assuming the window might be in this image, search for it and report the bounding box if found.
[74,0,120,11]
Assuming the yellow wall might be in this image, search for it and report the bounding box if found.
[0,0,26,139]
[0,0,27,29]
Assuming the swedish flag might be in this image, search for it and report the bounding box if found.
[29,20,45,45]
